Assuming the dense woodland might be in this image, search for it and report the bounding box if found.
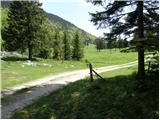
[1,1,95,60]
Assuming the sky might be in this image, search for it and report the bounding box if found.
[40,0,109,37]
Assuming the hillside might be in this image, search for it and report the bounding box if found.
[46,12,76,29]
[45,12,96,43]
[1,1,96,43]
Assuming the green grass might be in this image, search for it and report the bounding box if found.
[11,66,159,119]
[1,60,85,89]
[84,44,137,67]
[1,44,137,89]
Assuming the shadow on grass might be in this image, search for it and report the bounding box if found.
[12,72,159,119]
[2,56,39,62]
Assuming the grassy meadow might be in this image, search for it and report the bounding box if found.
[11,66,159,119]
[1,44,137,89]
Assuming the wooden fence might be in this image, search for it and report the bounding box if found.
[89,63,105,82]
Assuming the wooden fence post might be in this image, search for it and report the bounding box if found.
[89,64,93,82]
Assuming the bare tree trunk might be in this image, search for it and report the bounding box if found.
[137,1,145,79]
[28,45,32,60]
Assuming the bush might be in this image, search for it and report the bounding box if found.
[37,49,51,59]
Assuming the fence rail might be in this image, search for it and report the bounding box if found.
[89,63,105,82]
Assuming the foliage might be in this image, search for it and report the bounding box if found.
[2,1,46,60]
[89,0,159,78]
[36,48,51,59]
[117,39,129,49]
[46,12,96,44]
[89,0,158,41]
[1,8,8,30]
[0,8,8,50]
[95,38,106,51]
[52,30,63,60]
[72,30,84,61]
[96,38,129,50]
[145,51,159,72]
[1,2,96,61]
[1,1,97,44]
[63,31,71,60]
[35,19,53,59]
[2,2,27,52]
[1,1,12,8]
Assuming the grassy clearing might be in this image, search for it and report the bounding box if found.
[1,60,85,89]
[11,66,159,119]
[84,44,137,67]
[1,44,137,89]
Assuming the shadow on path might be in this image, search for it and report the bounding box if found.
[1,83,65,119]
[11,72,159,119]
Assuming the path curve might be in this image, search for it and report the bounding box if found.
[1,61,137,119]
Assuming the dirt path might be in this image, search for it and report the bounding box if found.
[1,61,137,119]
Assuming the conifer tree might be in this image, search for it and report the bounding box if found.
[36,20,52,59]
[95,38,105,51]
[53,30,63,60]
[63,31,71,60]
[72,30,83,61]
[89,0,159,79]
[3,1,27,53]
[3,1,45,60]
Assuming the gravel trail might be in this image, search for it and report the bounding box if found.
[1,61,137,119]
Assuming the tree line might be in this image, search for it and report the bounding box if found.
[2,1,83,61]
[95,37,129,51]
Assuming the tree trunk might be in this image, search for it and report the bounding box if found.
[137,1,145,79]
[28,45,32,60]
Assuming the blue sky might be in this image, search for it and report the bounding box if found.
[40,0,109,37]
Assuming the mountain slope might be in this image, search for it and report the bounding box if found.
[1,1,96,43]
[46,12,76,29]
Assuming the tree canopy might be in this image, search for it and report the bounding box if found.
[72,30,84,61]
[89,0,158,41]
[3,1,46,60]
[89,0,159,79]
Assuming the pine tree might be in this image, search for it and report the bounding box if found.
[36,20,52,59]
[3,1,46,60]
[63,31,71,60]
[24,1,45,60]
[3,1,27,53]
[72,30,83,61]
[89,0,159,79]
[95,38,105,51]
[53,30,63,60]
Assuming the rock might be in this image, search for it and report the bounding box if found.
[22,61,52,67]
[23,61,37,66]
